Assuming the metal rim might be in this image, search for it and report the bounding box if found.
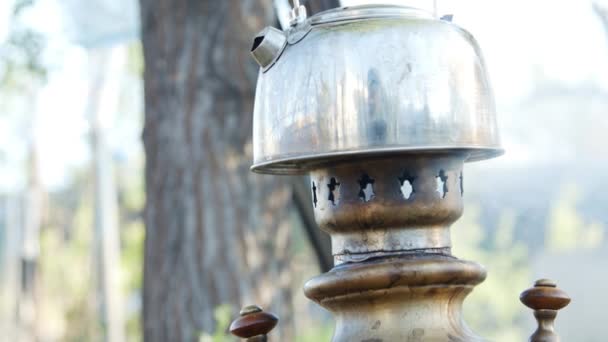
[309,5,434,26]
[251,146,504,174]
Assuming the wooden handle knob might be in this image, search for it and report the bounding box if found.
[520,279,570,342]
[229,305,278,341]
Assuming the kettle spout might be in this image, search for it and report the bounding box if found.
[250,27,287,71]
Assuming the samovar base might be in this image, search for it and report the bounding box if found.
[304,255,487,342]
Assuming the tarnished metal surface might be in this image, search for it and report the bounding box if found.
[309,4,432,24]
[304,256,486,341]
[520,279,571,342]
[251,5,501,174]
[301,154,488,341]
[310,155,464,264]
[250,27,287,71]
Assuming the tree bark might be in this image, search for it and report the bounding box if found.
[140,1,293,341]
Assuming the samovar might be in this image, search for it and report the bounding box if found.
[230,3,570,341]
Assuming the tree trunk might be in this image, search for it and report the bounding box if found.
[19,148,42,341]
[88,48,125,342]
[140,1,293,341]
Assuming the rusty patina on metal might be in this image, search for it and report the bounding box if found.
[303,156,486,341]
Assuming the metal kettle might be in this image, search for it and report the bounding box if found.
[250,4,501,175]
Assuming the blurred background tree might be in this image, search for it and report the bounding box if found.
[139,0,337,341]
[0,0,46,340]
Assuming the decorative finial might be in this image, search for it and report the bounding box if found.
[520,279,571,342]
[229,305,278,342]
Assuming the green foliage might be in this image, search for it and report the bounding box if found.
[452,204,530,342]
[121,220,144,294]
[117,155,146,342]
[125,42,144,77]
[35,159,147,341]
[0,0,47,175]
[198,304,233,342]
[546,183,604,252]
[295,323,334,342]
[38,176,100,341]
[0,0,46,93]
[121,220,144,342]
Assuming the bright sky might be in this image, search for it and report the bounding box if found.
[0,0,13,42]
[1,0,607,189]
[0,0,137,190]
[343,0,608,94]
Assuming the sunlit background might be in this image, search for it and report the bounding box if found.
[1,0,607,341]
